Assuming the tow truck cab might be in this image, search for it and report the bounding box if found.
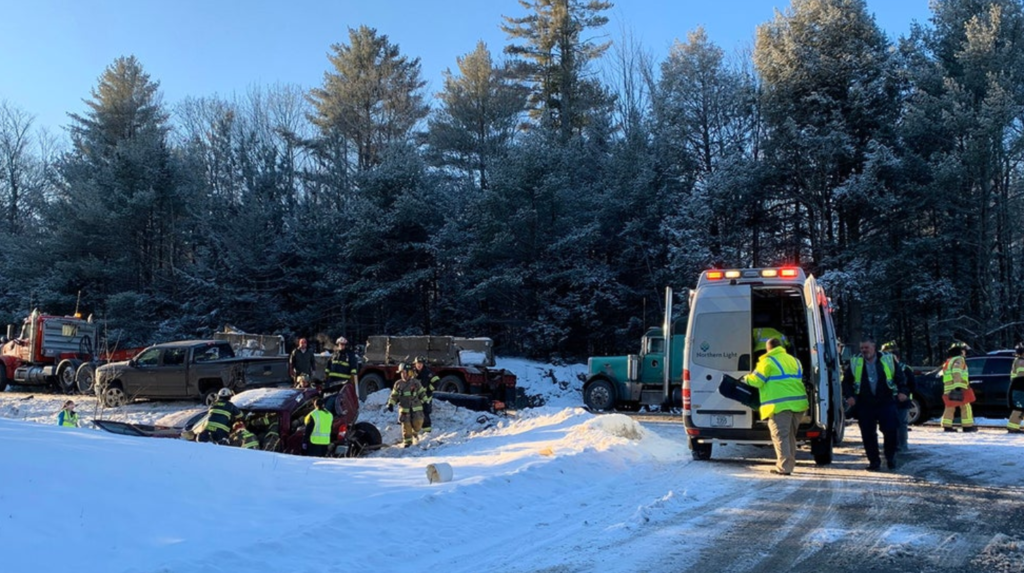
[682,267,844,465]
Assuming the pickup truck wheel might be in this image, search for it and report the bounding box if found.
[101,383,128,408]
[357,373,385,401]
[56,360,79,394]
[690,439,712,461]
[344,421,383,458]
[583,379,615,411]
[437,375,466,394]
[75,363,96,394]
[200,389,219,407]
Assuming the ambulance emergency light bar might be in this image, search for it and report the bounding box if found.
[704,267,800,280]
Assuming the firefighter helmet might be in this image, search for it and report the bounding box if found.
[1015,342,1024,356]
[949,341,970,353]
[398,362,413,373]
[414,355,427,364]
[336,336,348,346]
[217,387,234,399]
[880,341,897,353]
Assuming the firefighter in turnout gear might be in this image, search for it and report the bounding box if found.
[941,341,976,432]
[743,338,808,475]
[387,363,427,447]
[198,388,241,444]
[413,356,439,433]
[325,336,358,391]
[1006,343,1024,434]
[251,412,282,452]
[229,420,259,449]
[843,337,908,471]
[57,400,79,427]
[303,396,333,457]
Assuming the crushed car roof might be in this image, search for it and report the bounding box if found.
[232,387,311,410]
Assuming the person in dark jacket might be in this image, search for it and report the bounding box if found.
[881,342,916,453]
[198,388,241,444]
[843,337,908,471]
[289,337,316,383]
[413,356,439,433]
[325,336,358,391]
[229,420,259,449]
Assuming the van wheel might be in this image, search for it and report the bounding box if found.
[812,435,834,466]
[690,439,712,461]
[583,380,615,411]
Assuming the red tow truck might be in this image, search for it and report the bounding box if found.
[1,309,140,394]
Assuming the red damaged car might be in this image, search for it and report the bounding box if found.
[95,384,382,457]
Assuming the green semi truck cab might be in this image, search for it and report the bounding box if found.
[582,288,686,412]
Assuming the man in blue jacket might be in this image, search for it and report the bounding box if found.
[843,336,908,471]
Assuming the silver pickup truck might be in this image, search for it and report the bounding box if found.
[93,339,290,407]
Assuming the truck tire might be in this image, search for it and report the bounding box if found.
[56,359,80,394]
[583,379,615,411]
[75,363,96,394]
[357,373,385,401]
[437,375,466,394]
[343,421,383,458]
[690,439,712,461]
[101,383,128,408]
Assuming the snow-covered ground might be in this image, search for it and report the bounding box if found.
[1,358,1022,573]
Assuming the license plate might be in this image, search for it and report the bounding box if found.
[711,415,733,428]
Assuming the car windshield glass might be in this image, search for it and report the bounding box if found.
[136,348,160,366]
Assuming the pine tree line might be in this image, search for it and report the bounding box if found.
[1,0,1023,364]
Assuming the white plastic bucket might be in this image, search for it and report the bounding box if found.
[426,462,453,484]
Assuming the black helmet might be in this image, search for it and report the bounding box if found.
[398,362,413,372]
[414,355,427,364]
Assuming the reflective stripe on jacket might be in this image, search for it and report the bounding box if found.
[207,400,240,434]
[388,378,427,414]
[743,346,808,418]
[942,356,969,391]
[850,353,897,394]
[305,409,333,445]
[326,350,358,383]
[58,410,78,427]
[231,428,259,449]
[1012,357,1024,380]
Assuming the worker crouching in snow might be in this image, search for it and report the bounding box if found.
[386,363,428,447]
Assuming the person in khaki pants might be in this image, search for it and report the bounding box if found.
[744,338,809,475]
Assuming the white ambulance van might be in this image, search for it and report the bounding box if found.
[682,267,844,464]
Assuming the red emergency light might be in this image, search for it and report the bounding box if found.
[779,268,799,278]
[706,270,725,280]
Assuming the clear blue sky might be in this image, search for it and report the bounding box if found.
[1,0,933,134]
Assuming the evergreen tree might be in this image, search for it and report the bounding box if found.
[502,0,614,140]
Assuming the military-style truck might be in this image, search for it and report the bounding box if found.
[581,288,685,412]
[93,339,291,407]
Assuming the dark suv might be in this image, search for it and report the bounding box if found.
[914,353,1016,423]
